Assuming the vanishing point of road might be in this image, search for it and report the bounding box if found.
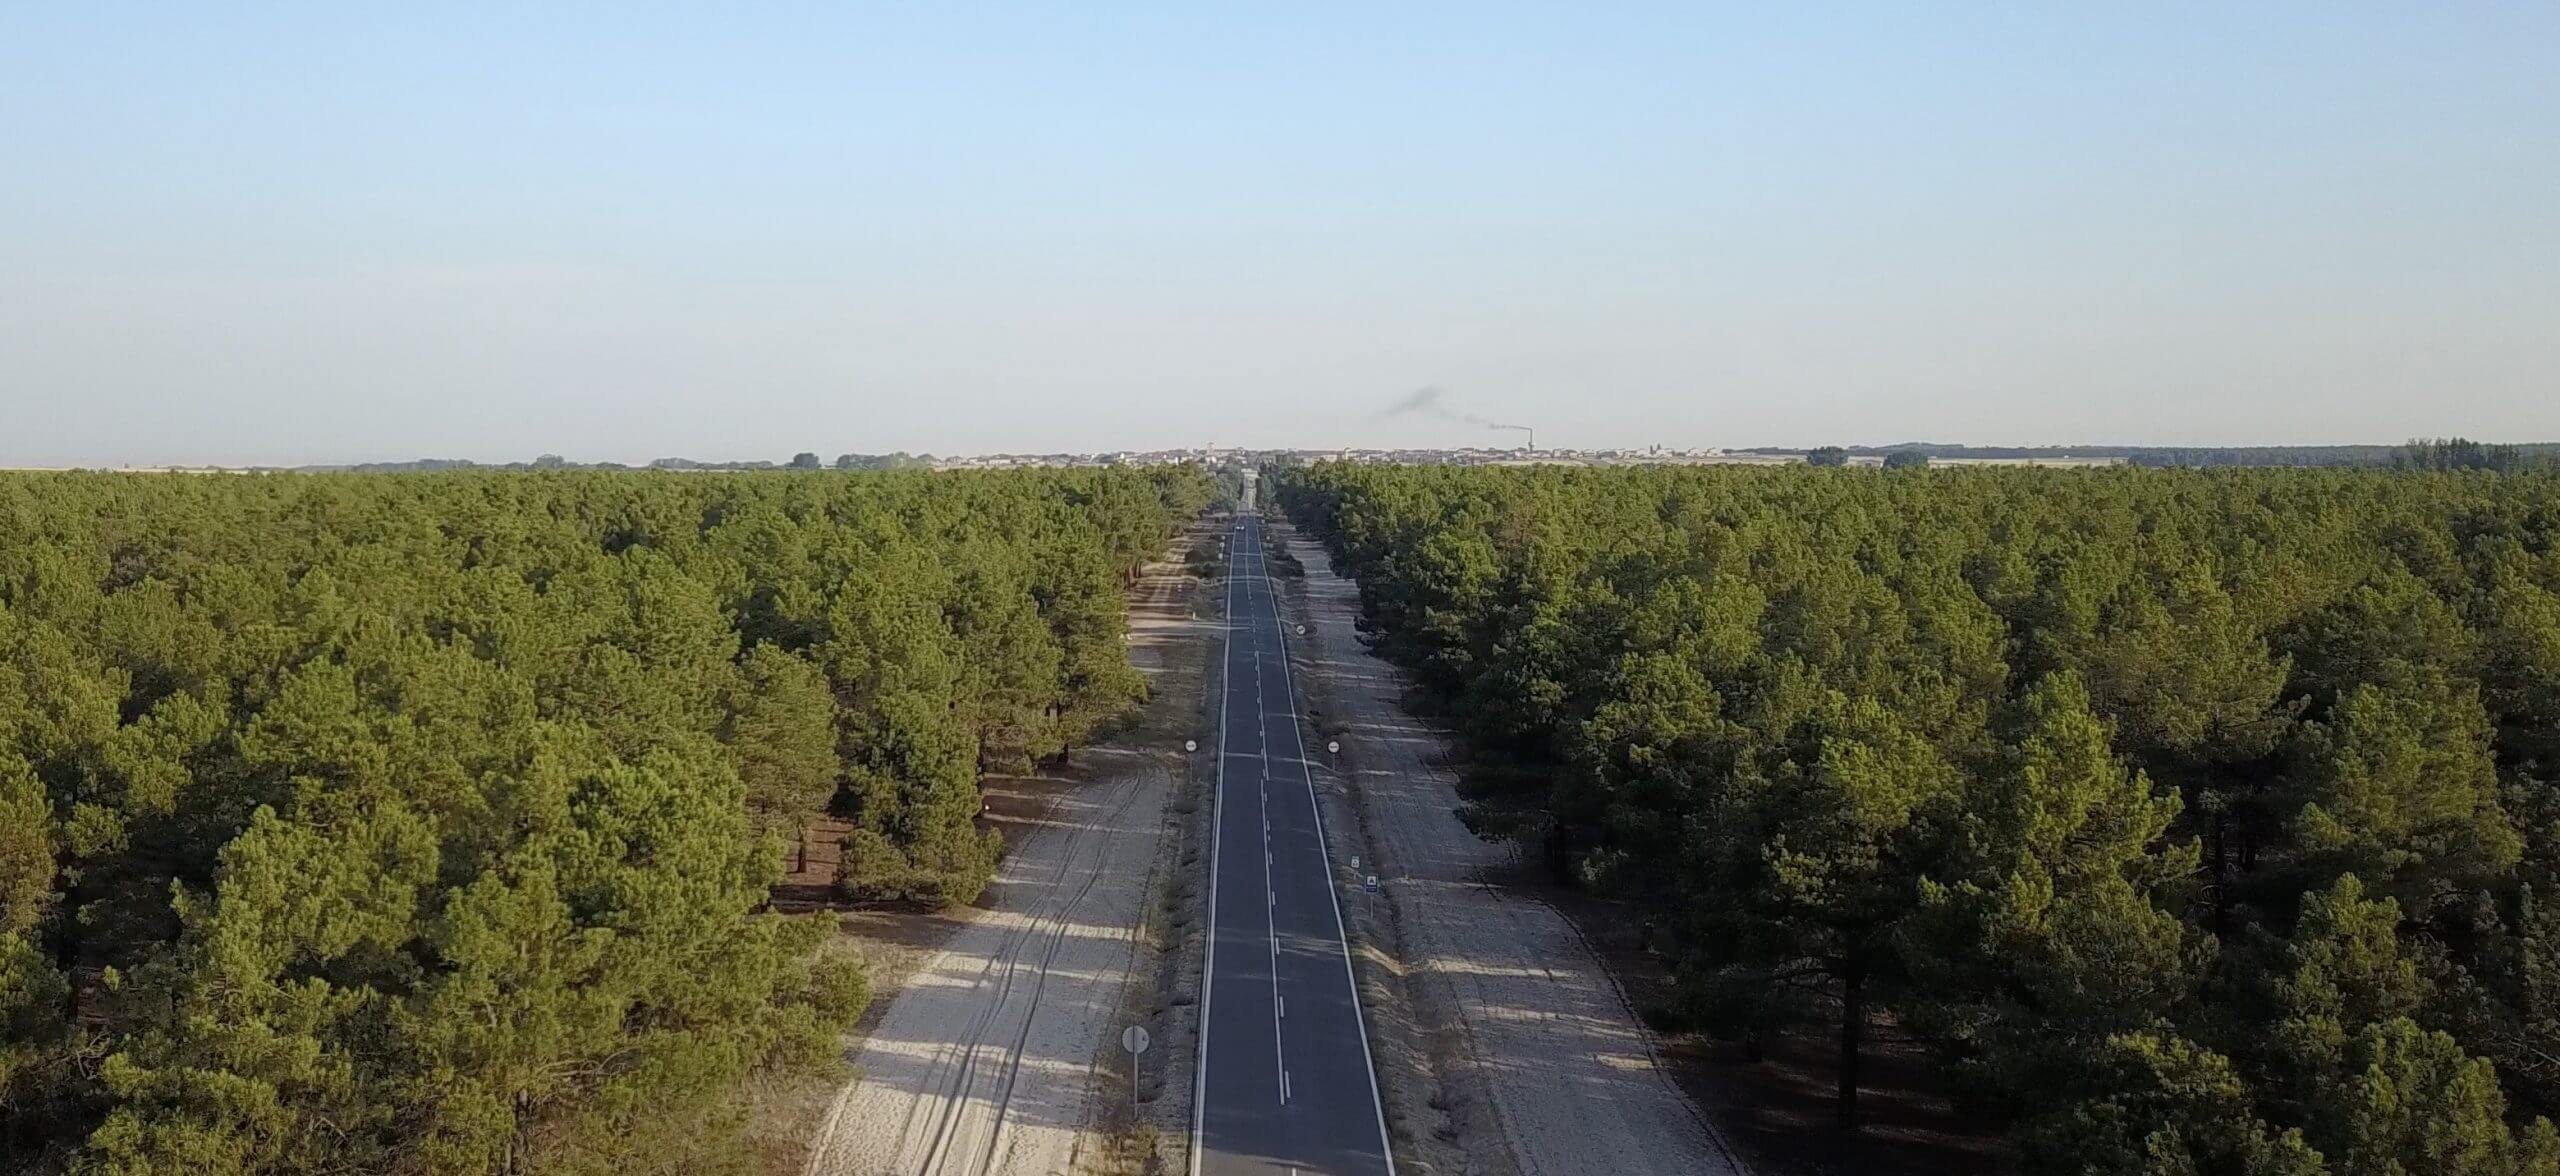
[1190,509,1395,1176]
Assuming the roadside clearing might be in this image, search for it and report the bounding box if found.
[796,530,1218,1176]
[1266,519,1751,1176]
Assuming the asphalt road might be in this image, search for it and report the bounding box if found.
[1191,512,1395,1176]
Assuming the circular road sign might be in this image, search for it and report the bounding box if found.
[1122,1025,1151,1056]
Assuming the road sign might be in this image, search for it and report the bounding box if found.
[1327,740,1340,755]
[1350,855,1360,870]
[1363,875,1381,894]
[1121,1025,1149,1111]
[1296,624,1307,635]
[1183,740,1198,753]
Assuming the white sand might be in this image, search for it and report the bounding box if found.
[801,553,1206,1176]
[1273,521,1750,1176]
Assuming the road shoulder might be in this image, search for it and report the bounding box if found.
[1264,519,1750,1176]
[790,528,1221,1176]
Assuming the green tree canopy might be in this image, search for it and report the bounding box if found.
[0,463,1209,1173]
[1275,458,2560,1169]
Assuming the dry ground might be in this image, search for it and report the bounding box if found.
[1264,519,1751,1176]
[783,530,1220,1176]
[1267,520,1997,1176]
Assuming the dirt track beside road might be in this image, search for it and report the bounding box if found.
[1269,520,1750,1176]
[799,540,1213,1176]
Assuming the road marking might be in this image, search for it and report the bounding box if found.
[1264,519,1401,1176]
[1256,641,1285,1109]
[1187,524,1242,1176]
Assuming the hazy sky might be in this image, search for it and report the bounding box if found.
[3,3,2554,464]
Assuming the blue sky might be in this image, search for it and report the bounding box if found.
[2,3,2553,463]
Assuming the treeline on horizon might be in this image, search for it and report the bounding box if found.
[1751,436,2560,470]
[288,451,944,474]
[0,465,1211,1173]
[1277,460,2560,1174]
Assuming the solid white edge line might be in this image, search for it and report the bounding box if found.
[1264,517,1401,1176]
[1188,519,1242,1176]
[1257,642,1285,1103]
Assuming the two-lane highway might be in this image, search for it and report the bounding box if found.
[1191,512,1395,1176]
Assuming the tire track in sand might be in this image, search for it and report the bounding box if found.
[1267,519,1749,1176]
[802,756,1168,1176]
[803,546,1203,1176]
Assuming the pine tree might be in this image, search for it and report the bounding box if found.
[1679,689,1961,1128]
[2014,1031,2324,1176]
[723,643,839,843]
[1914,673,2202,1112]
[2290,671,2520,905]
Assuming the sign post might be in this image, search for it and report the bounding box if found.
[1121,1024,1150,1113]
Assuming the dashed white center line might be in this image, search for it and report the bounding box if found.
[1255,647,1285,1107]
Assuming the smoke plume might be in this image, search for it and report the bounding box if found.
[1377,386,1528,435]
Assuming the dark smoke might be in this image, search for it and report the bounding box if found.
[1378,386,1483,425]
[1377,386,1525,433]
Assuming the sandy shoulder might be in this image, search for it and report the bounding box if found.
[1268,520,1751,1176]
[798,540,1214,1176]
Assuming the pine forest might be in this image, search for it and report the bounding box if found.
[0,466,1212,1173]
[1277,461,2560,1175]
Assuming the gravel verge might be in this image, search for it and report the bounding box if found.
[1265,520,1752,1176]
[798,535,1216,1176]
